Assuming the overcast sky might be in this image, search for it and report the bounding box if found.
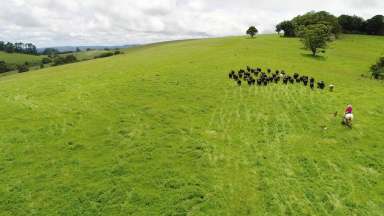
[0,0,382,47]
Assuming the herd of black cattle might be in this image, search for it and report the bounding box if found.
[229,66,328,90]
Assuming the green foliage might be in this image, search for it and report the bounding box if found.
[0,61,11,73]
[0,35,384,215]
[276,21,296,37]
[299,24,329,56]
[0,41,38,55]
[94,52,115,59]
[338,15,365,34]
[41,57,52,64]
[42,48,60,57]
[293,11,341,37]
[365,15,384,35]
[16,64,29,73]
[276,20,296,37]
[370,56,384,79]
[52,54,78,66]
[246,26,258,37]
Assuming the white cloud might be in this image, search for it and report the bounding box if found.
[0,0,382,47]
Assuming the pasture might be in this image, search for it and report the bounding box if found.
[59,50,118,61]
[0,51,44,66]
[0,34,383,215]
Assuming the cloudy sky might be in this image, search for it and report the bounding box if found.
[0,0,382,47]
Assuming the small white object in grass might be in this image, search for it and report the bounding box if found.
[329,84,335,92]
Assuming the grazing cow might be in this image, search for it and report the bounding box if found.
[267,69,271,73]
[257,79,262,85]
[247,66,251,72]
[310,78,315,89]
[293,73,299,79]
[229,70,235,79]
[237,80,242,86]
[283,77,288,84]
[317,81,325,89]
[289,77,294,84]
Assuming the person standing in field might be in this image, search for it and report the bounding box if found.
[343,104,353,127]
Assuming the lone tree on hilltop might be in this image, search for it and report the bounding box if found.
[299,24,329,56]
[246,26,258,38]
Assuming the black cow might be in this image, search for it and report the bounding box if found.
[309,78,315,89]
[293,73,299,79]
[317,81,325,89]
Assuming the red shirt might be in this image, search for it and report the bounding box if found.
[345,107,352,113]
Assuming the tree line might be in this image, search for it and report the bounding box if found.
[276,12,384,38]
[0,41,38,55]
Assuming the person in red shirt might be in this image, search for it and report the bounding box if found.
[345,104,353,114]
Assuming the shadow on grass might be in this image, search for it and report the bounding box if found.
[300,53,327,61]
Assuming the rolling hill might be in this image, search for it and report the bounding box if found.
[0,34,383,215]
[59,50,119,61]
[0,51,44,66]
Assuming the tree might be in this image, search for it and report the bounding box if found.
[246,26,258,38]
[42,48,59,57]
[0,41,4,51]
[76,47,81,52]
[338,15,365,34]
[370,56,384,79]
[364,15,384,35]
[0,61,11,73]
[42,57,52,64]
[276,21,296,37]
[52,54,78,66]
[17,64,29,73]
[299,24,329,56]
[4,42,15,53]
[292,11,341,38]
[52,57,66,66]
[64,54,77,63]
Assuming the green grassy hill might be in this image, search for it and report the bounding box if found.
[0,51,44,66]
[0,34,383,215]
[60,50,115,61]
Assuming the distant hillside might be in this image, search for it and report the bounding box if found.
[37,44,139,53]
[0,51,44,66]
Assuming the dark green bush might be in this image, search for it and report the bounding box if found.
[0,61,11,73]
[17,64,29,73]
[94,52,114,59]
[42,57,52,64]
[370,56,384,79]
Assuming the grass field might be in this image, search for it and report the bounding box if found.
[0,51,44,66]
[60,50,117,61]
[0,34,383,215]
